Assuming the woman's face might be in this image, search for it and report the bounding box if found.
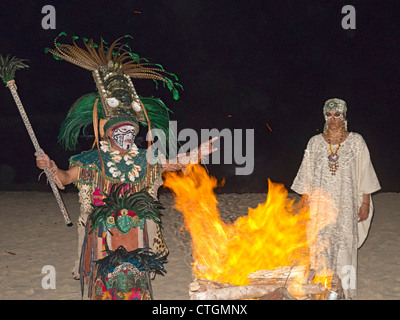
[325,111,345,130]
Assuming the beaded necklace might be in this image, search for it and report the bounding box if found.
[325,130,345,176]
[100,140,142,182]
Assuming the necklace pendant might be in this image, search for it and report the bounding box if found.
[328,153,339,162]
[328,162,339,175]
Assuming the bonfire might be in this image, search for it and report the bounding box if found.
[163,164,342,300]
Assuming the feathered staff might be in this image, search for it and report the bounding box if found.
[0,54,72,226]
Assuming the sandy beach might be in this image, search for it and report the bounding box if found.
[0,189,399,300]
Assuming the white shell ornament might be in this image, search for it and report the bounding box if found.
[132,101,141,112]
[107,98,120,108]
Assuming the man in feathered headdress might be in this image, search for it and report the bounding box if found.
[36,34,216,299]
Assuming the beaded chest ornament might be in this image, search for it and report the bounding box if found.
[324,113,345,176]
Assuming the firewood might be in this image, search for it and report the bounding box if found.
[249,265,309,281]
[189,278,233,294]
[329,274,344,298]
[248,265,310,286]
[306,269,316,283]
[190,281,326,300]
[259,287,296,300]
[191,284,280,300]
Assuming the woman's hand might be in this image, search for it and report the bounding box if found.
[358,203,369,222]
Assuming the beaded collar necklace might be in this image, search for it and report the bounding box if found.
[100,140,142,182]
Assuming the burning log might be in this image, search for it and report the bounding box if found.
[259,287,296,300]
[190,282,281,300]
[189,278,326,300]
[189,278,232,293]
[329,274,344,299]
[248,265,309,286]
[188,266,340,300]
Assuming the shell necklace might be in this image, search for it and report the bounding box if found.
[100,140,142,182]
[325,130,345,176]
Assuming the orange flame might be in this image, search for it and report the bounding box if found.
[163,165,336,291]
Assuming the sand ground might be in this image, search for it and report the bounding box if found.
[0,190,399,300]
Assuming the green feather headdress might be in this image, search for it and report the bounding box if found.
[58,93,102,150]
[46,32,182,100]
[50,33,181,156]
[58,93,175,153]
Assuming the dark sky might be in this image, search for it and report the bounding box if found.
[0,0,399,193]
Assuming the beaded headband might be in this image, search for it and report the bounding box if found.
[323,98,348,132]
[323,98,347,116]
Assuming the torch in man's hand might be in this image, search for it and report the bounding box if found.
[0,54,72,226]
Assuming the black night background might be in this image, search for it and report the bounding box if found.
[0,0,399,194]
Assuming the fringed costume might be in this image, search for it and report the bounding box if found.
[47,33,181,299]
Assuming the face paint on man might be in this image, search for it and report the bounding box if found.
[112,125,136,150]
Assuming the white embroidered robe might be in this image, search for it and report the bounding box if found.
[291,132,380,298]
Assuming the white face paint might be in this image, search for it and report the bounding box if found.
[324,111,344,121]
[112,125,136,150]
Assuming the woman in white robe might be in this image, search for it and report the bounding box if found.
[291,98,380,299]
